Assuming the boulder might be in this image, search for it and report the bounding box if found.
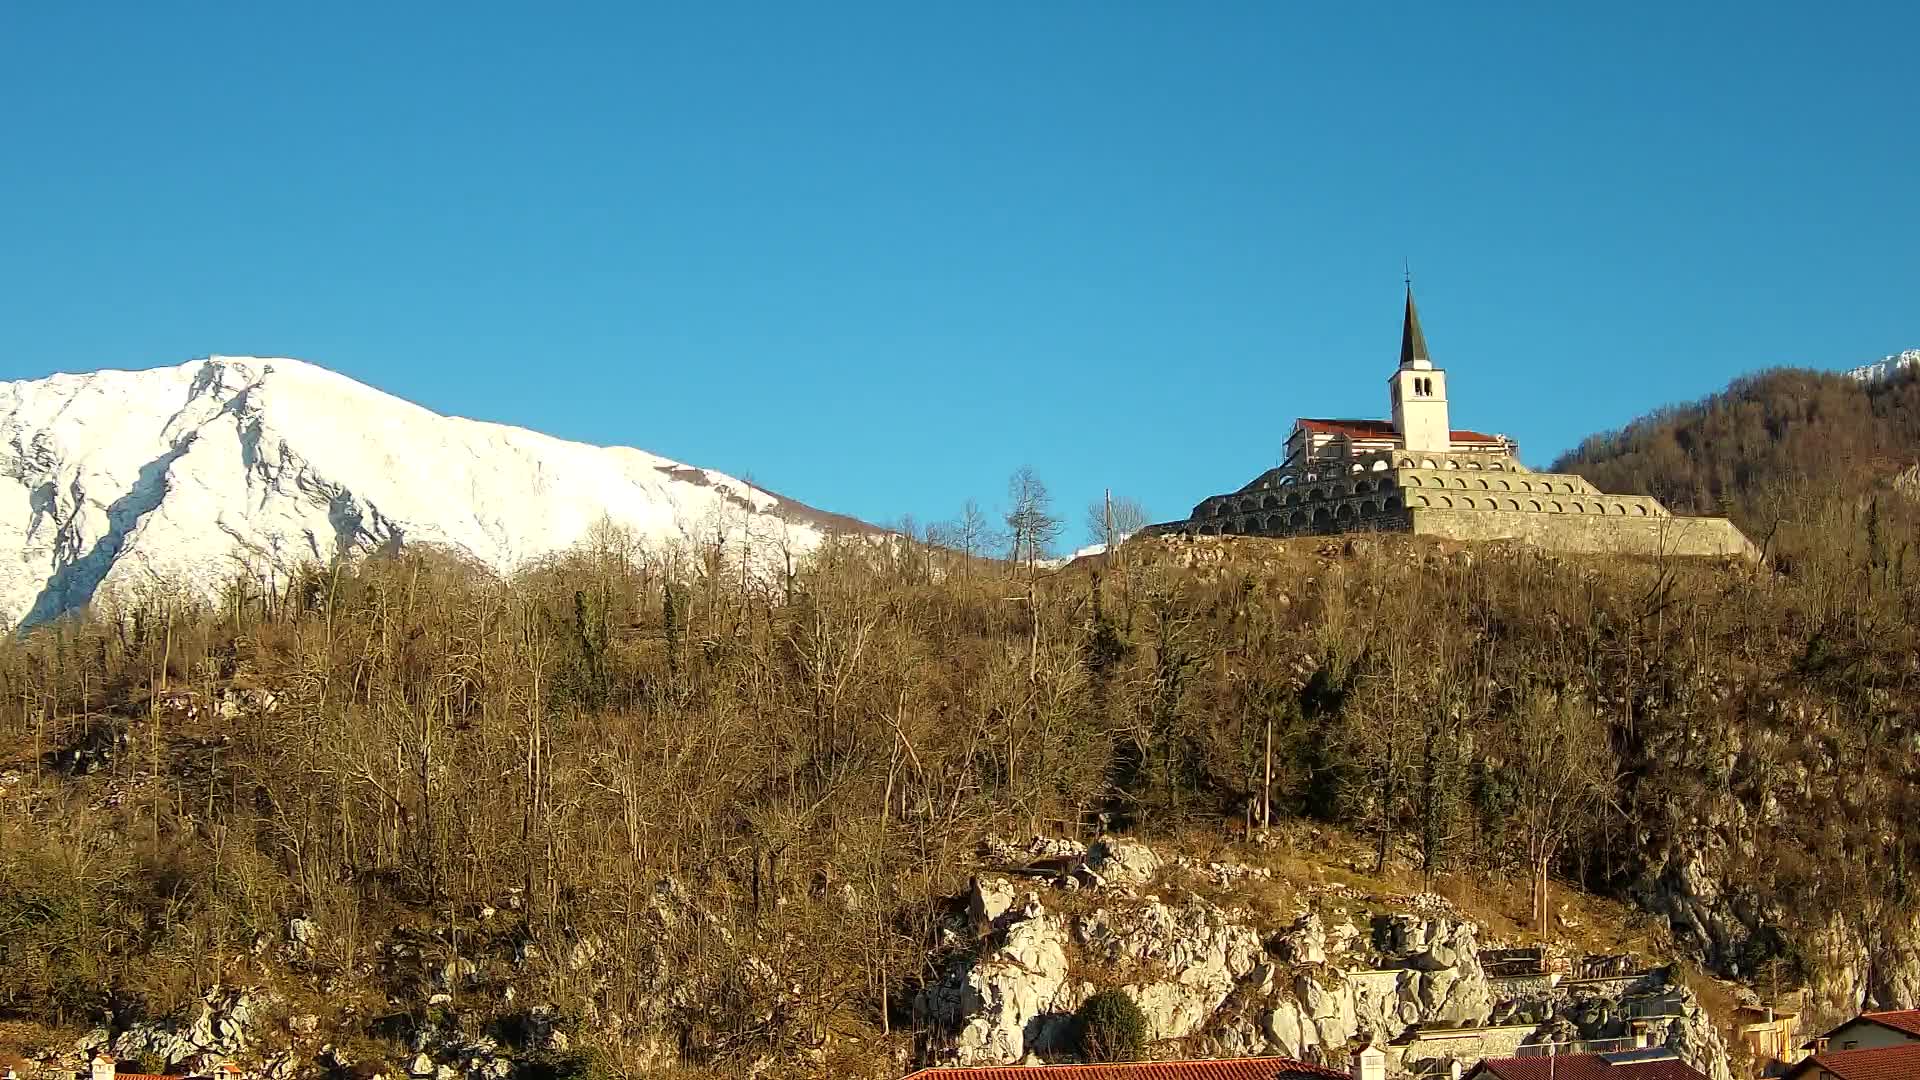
[1276,913,1328,965]
[1085,841,1161,890]
[968,877,1018,936]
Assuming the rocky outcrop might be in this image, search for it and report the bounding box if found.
[1078,895,1264,1040]
[915,839,1737,1079]
[917,897,1079,1065]
[79,988,292,1078]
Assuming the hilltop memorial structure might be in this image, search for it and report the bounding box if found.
[1148,288,1757,560]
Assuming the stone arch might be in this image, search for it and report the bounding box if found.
[1397,457,1415,468]
[1495,479,1511,491]
[1289,510,1309,527]
[1489,460,1506,471]
[1528,500,1542,512]
[1312,507,1332,527]
[1420,458,1438,470]
[1608,503,1627,515]
[1371,458,1390,471]
[1261,494,1280,510]
[1546,501,1563,513]
[1475,478,1490,490]
[1384,495,1401,511]
[1466,460,1484,470]
[1336,503,1357,521]
[1264,514,1284,530]
[1570,502,1587,514]
[1559,482,1577,494]
[1458,497,1477,510]
[1503,498,1520,511]
[1278,474,1295,486]
[1435,495,1454,508]
[1450,477,1468,489]
[1443,459,1459,470]
[1308,487,1326,502]
[1360,500,1378,515]
[1284,492,1300,507]
[1405,475,1422,488]
[1410,494,1429,508]
[1632,503,1648,516]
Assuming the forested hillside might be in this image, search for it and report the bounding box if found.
[0,450,1916,1076]
[1552,364,1920,534]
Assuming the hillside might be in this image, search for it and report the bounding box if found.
[0,357,865,629]
[1550,356,1920,534]
[0,497,1915,1077]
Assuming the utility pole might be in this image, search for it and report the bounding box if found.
[1263,709,1274,829]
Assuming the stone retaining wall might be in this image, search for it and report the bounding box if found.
[1408,508,1759,560]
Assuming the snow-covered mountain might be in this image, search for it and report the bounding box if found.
[1845,348,1920,383]
[0,356,864,627]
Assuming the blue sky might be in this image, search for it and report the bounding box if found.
[2,3,1915,545]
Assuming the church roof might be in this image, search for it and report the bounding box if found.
[1294,418,1501,444]
[1400,285,1432,368]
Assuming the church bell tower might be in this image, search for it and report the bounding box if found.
[1389,285,1451,453]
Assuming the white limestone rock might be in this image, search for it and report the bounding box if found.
[1085,840,1161,890]
[916,906,1076,1065]
[1079,895,1265,1041]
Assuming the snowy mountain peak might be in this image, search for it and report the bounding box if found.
[0,356,858,627]
[1845,348,1920,383]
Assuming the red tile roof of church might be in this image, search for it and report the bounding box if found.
[900,1057,1350,1079]
[1294,418,1501,444]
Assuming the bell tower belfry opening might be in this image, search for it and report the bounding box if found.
[1389,285,1451,453]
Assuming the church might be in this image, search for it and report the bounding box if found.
[1148,288,1757,560]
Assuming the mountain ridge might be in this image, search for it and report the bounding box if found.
[0,355,861,627]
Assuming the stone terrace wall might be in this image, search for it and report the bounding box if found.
[1408,508,1759,560]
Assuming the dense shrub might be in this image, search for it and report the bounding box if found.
[1076,989,1150,1062]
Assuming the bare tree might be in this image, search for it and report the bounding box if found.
[1507,691,1615,937]
[1005,467,1061,572]
[1084,492,1149,553]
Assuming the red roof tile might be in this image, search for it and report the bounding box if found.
[1787,1041,1920,1079]
[1473,1053,1708,1080]
[1860,1009,1920,1038]
[901,1057,1349,1080]
[1293,418,1501,444]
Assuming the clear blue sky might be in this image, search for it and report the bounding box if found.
[3,3,1916,545]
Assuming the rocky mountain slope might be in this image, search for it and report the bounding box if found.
[0,356,861,628]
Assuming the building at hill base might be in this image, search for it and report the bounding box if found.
[1146,288,1757,561]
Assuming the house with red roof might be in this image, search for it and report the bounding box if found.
[1466,1047,1709,1080]
[899,1056,1356,1080]
[1782,1040,1920,1079]
[1803,1009,1920,1054]
[1780,1009,1920,1079]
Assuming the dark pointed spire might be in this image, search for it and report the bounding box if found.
[1399,284,1431,369]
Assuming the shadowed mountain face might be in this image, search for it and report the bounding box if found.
[0,356,863,627]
